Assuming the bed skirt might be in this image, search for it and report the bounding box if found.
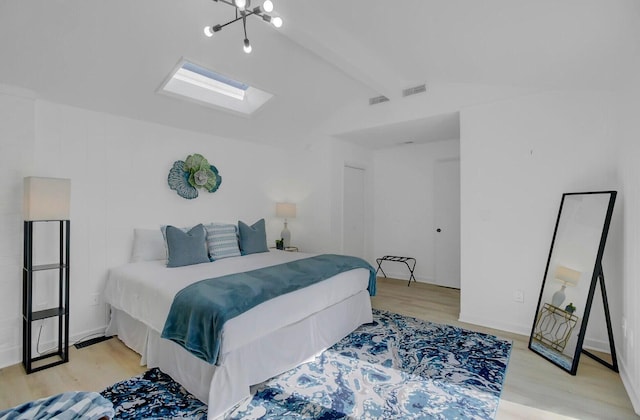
[106,290,372,419]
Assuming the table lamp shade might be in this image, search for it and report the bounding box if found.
[275,202,296,219]
[24,177,71,221]
[555,265,581,286]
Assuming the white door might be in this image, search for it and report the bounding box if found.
[434,159,461,289]
[343,165,365,259]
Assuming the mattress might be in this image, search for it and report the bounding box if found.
[103,250,373,418]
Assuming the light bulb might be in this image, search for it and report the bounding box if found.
[235,0,246,10]
[262,0,273,12]
[272,16,283,28]
[203,26,214,37]
[243,38,252,53]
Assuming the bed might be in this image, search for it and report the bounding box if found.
[103,248,374,419]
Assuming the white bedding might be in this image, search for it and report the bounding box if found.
[103,250,373,418]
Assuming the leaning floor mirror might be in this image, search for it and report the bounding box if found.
[529,191,618,375]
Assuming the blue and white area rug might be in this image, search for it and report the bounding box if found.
[228,309,512,419]
[102,309,512,419]
[101,368,207,419]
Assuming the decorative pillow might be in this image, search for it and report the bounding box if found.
[165,224,210,268]
[204,223,241,261]
[131,228,166,262]
[160,224,182,261]
[161,224,207,259]
[238,219,269,255]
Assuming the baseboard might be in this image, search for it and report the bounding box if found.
[376,270,431,284]
[619,359,640,416]
[458,312,530,338]
[375,271,464,290]
[458,312,614,357]
[0,345,21,370]
[0,325,108,369]
[582,336,615,355]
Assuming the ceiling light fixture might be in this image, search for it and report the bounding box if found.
[204,0,283,54]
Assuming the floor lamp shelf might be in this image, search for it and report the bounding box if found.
[22,220,70,374]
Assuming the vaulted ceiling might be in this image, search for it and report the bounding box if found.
[0,0,638,148]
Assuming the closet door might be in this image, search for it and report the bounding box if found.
[434,158,461,289]
[343,165,365,259]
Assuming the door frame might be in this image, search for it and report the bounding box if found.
[342,162,369,261]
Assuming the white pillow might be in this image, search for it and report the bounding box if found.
[131,228,167,262]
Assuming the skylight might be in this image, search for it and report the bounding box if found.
[159,60,273,115]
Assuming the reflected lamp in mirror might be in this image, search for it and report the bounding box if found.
[275,202,296,247]
[23,177,71,221]
[551,265,581,308]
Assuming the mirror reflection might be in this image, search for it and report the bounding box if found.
[530,192,616,374]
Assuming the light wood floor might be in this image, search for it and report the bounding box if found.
[0,278,637,419]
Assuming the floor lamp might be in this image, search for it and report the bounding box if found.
[22,176,71,373]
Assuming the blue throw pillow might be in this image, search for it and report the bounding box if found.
[165,224,210,267]
[238,219,269,255]
[205,223,241,260]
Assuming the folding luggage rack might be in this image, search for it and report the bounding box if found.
[375,255,417,287]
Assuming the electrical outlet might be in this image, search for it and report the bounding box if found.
[513,290,524,303]
[90,294,100,306]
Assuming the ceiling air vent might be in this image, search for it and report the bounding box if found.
[369,95,390,105]
[402,84,427,97]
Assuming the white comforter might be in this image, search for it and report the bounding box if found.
[103,250,370,360]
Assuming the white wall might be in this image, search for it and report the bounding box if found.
[0,95,374,368]
[617,51,640,413]
[459,90,621,345]
[373,139,460,282]
[0,86,36,366]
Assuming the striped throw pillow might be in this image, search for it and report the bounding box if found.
[205,223,241,260]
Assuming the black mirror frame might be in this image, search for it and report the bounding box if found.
[528,191,618,375]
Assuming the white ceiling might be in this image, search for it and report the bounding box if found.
[0,0,638,149]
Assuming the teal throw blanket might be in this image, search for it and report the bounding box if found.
[161,254,376,365]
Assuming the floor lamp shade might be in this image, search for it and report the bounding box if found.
[23,177,71,221]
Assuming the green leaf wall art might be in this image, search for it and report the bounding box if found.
[168,154,222,199]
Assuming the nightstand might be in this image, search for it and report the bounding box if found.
[270,246,299,252]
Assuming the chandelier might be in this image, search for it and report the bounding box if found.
[204,0,283,54]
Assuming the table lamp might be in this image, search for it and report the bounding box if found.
[275,202,296,247]
[551,265,581,308]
